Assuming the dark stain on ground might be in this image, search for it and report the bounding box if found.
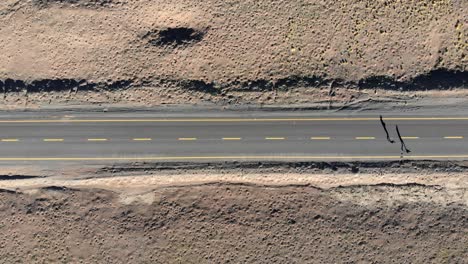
[0,69,465,94]
[144,27,206,47]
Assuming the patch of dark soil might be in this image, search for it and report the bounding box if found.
[158,69,466,93]
[358,69,468,90]
[230,75,331,91]
[143,27,206,47]
[0,188,17,194]
[0,78,133,93]
[332,182,443,191]
[33,0,114,8]
[0,175,43,180]
[155,181,322,191]
[232,69,467,92]
[178,79,218,94]
[41,186,76,192]
[0,69,465,96]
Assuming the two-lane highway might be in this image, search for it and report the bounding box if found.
[0,115,468,162]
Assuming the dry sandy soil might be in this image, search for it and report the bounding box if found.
[0,0,466,109]
[0,162,467,263]
[1,0,466,82]
[0,1,467,262]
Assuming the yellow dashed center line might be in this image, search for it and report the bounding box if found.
[5,154,468,161]
[4,136,464,143]
[43,139,64,142]
[1,139,19,142]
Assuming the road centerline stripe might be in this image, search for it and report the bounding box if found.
[265,137,285,140]
[355,137,375,140]
[222,137,242,140]
[311,137,331,140]
[444,136,463,139]
[1,139,19,142]
[133,138,152,141]
[178,138,197,141]
[401,137,419,139]
[43,139,64,142]
[87,138,108,142]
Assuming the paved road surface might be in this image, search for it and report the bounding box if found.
[1,112,468,163]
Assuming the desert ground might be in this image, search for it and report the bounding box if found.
[0,162,467,263]
[0,0,466,110]
[0,0,467,263]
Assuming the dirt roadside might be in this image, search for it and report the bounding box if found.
[1,0,466,110]
[0,162,467,263]
[2,0,466,83]
[0,0,467,262]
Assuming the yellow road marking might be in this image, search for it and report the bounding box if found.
[87,138,108,142]
[265,137,285,140]
[311,137,331,140]
[222,138,242,140]
[401,137,419,139]
[444,136,464,139]
[355,137,375,140]
[43,139,64,142]
[178,138,197,141]
[133,138,152,141]
[1,117,468,123]
[1,139,19,142]
[0,155,468,161]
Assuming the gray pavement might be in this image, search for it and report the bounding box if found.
[0,112,468,163]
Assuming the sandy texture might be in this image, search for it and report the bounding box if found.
[0,0,466,109]
[0,163,468,263]
[1,0,466,82]
[0,181,467,263]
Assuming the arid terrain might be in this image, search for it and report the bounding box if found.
[0,162,467,263]
[0,0,466,109]
[1,0,468,263]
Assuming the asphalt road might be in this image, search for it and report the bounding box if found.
[1,112,468,163]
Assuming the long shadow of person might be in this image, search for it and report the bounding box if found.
[396,125,411,154]
[380,115,395,143]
